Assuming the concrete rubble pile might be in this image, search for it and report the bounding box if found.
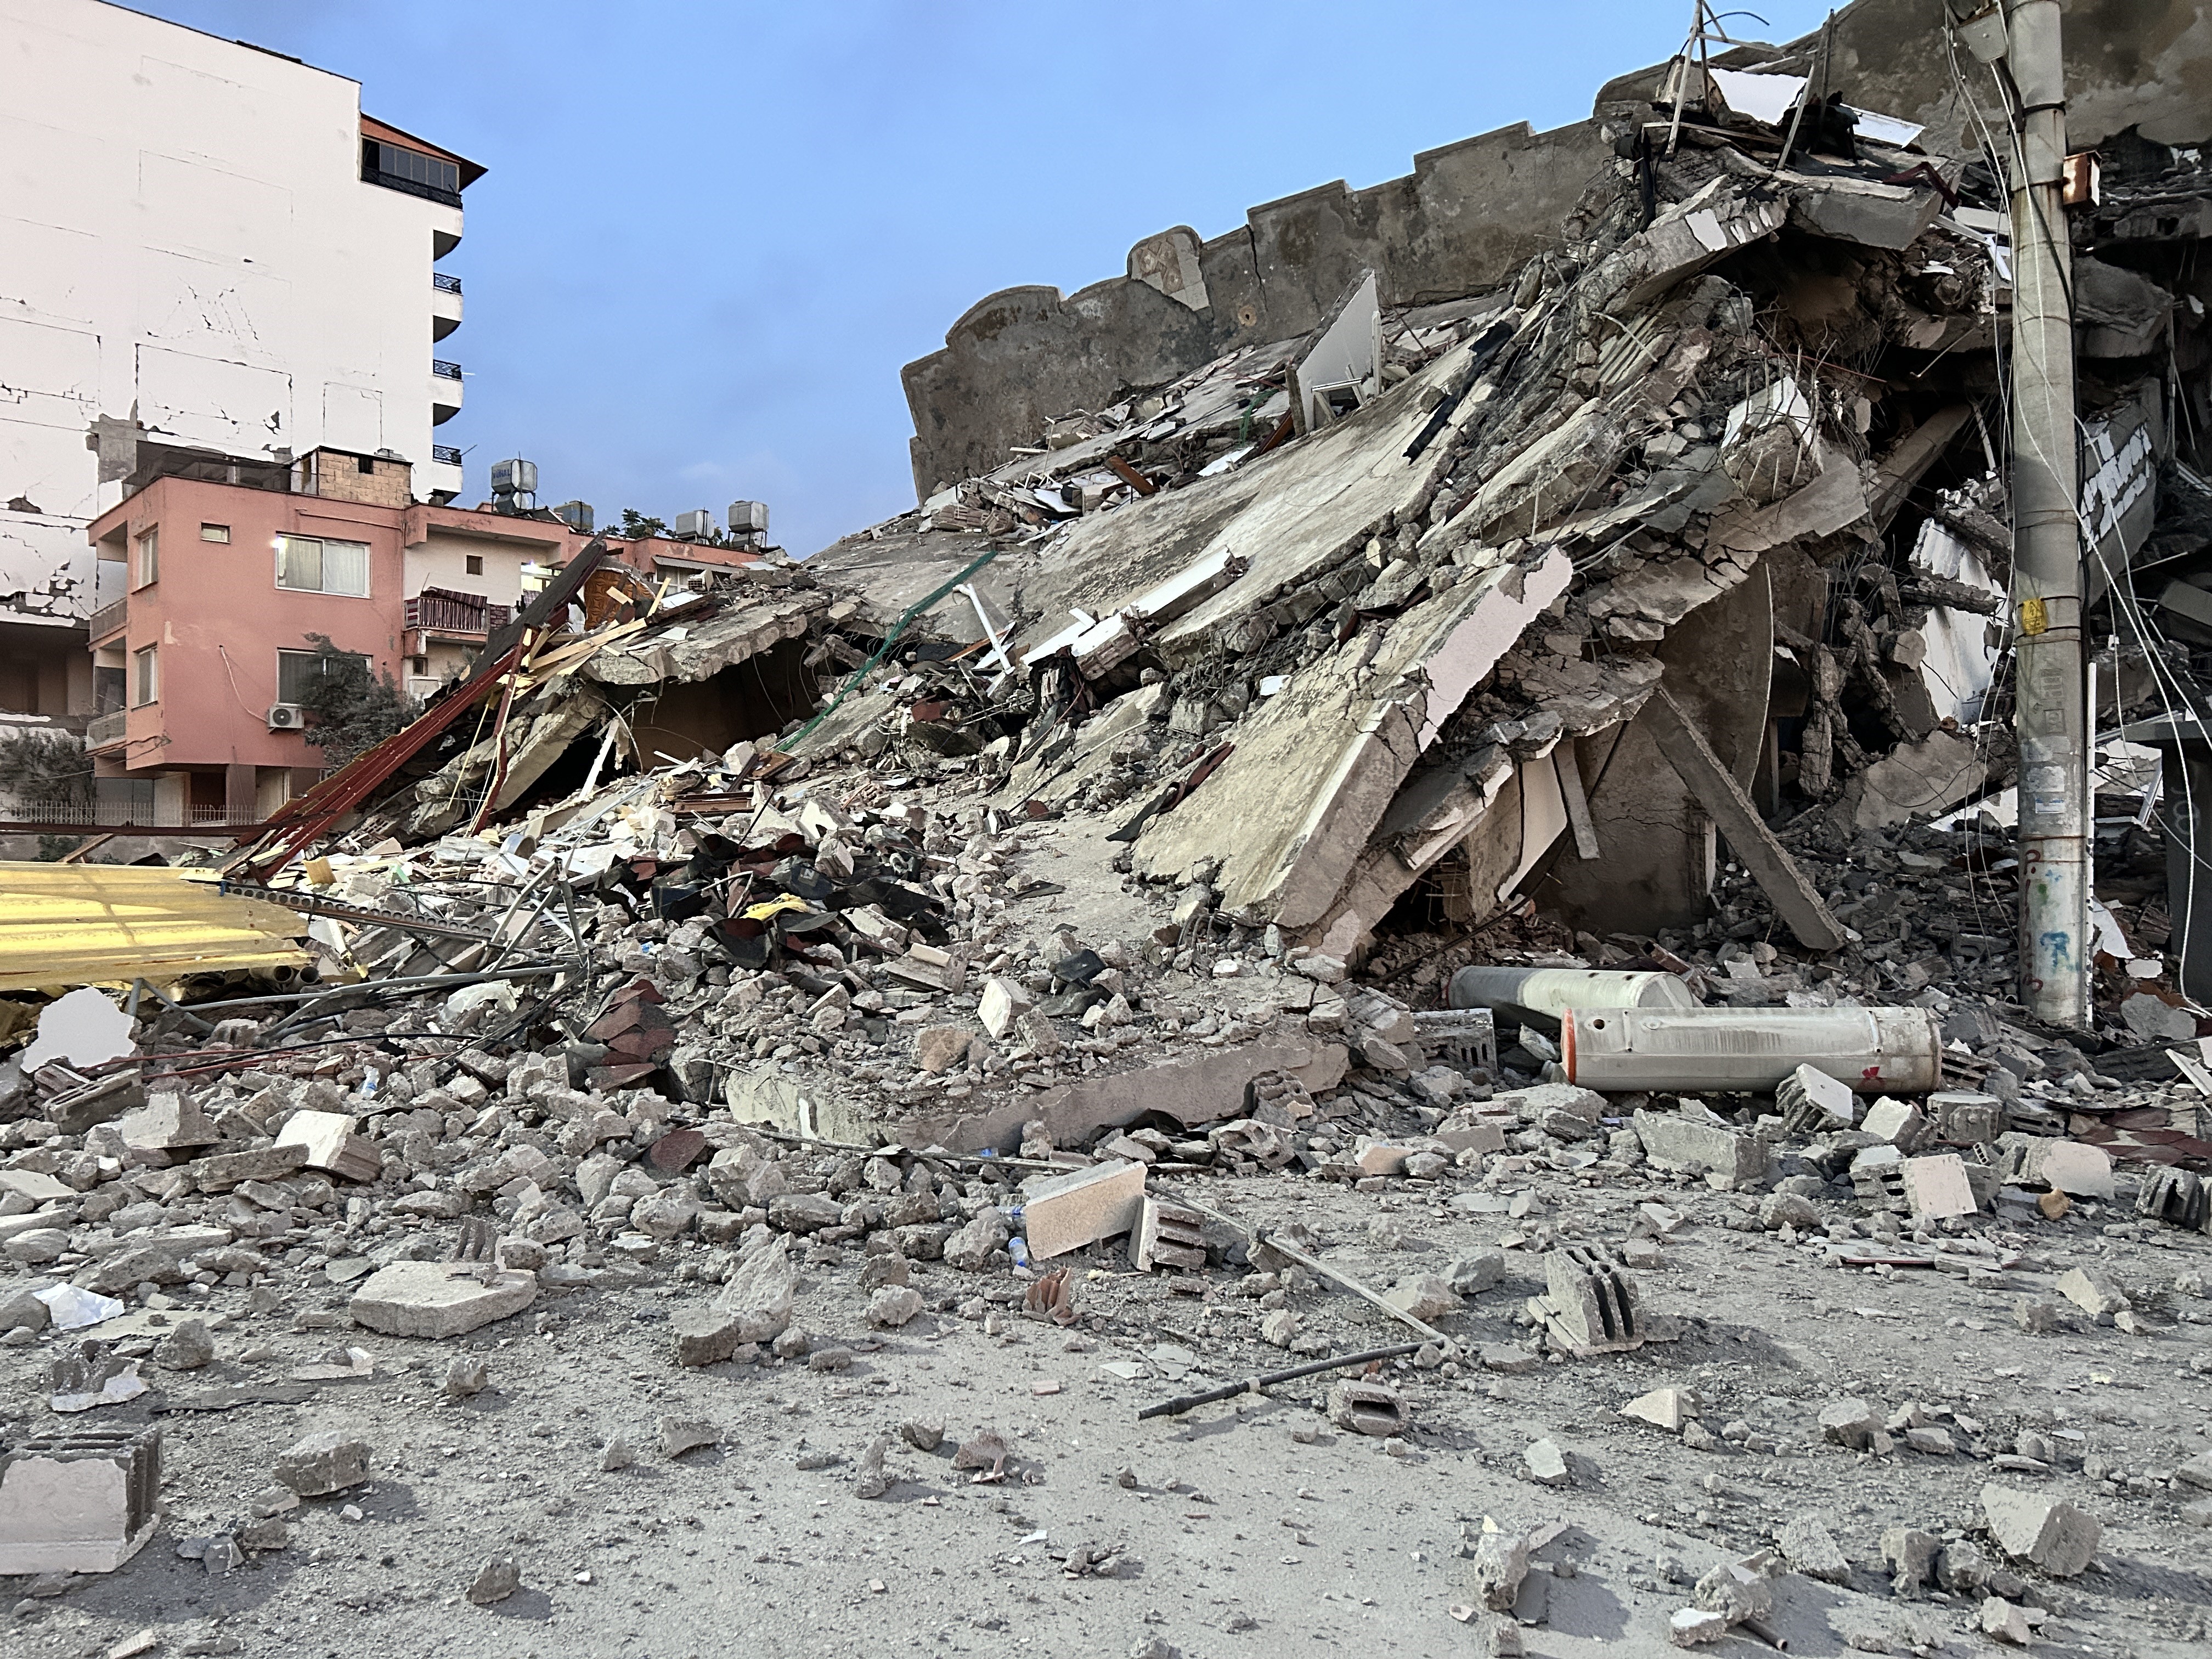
[2,4,2210,1654]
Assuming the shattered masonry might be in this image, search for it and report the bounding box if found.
[3,2,2212,1654]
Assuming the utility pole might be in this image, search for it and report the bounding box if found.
[1994,0,2087,1025]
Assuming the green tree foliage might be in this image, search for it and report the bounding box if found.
[615,508,668,541]
[0,729,92,808]
[296,634,409,766]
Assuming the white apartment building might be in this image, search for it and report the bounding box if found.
[0,0,478,735]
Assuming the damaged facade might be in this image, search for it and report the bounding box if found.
[0,0,479,806]
[3,3,2212,1654]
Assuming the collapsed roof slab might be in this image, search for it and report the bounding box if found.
[1132,543,1573,928]
[584,589,832,689]
[1304,657,1665,958]
[1005,325,1513,675]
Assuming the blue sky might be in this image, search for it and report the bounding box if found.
[123,1,1835,555]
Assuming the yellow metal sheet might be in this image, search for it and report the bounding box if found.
[0,862,309,992]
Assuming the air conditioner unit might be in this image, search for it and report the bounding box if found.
[267,702,305,730]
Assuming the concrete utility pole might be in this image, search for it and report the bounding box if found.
[1997,0,2087,1026]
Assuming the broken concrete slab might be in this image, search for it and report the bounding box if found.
[1900,1153,1978,1220]
[1132,545,1575,927]
[1833,727,1997,831]
[1020,1160,1145,1260]
[1776,1515,1853,1584]
[1622,1387,1699,1432]
[1980,1485,2100,1577]
[1630,1108,1768,1189]
[273,1430,370,1497]
[675,1234,795,1365]
[348,1261,538,1339]
[906,1036,1344,1154]
[274,1110,381,1183]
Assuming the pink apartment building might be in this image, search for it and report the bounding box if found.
[82,453,761,826]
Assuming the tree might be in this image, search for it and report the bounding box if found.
[0,729,91,810]
[295,634,408,766]
[616,508,668,541]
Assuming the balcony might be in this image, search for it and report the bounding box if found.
[431,271,462,340]
[431,359,464,425]
[87,710,127,751]
[87,597,126,644]
[406,587,511,640]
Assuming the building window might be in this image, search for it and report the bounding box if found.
[361,138,461,204]
[275,534,370,597]
[465,554,484,576]
[200,523,230,543]
[134,528,158,588]
[276,646,369,705]
[133,644,159,706]
[357,454,376,475]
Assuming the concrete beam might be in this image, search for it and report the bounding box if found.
[1642,686,1846,952]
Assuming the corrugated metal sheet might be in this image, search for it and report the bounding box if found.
[0,862,309,991]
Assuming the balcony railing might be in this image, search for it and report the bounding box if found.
[432,272,462,295]
[406,588,511,636]
[87,598,126,641]
[87,710,126,749]
[5,799,250,828]
[432,359,463,380]
[432,444,464,466]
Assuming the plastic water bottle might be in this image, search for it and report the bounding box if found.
[1008,1236,1031,1270]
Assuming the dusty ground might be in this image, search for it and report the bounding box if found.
[9,1135,2211,1659]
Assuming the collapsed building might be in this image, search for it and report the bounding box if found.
[3,4,2212,1651]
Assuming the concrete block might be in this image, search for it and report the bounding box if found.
[273,1430,369,1497]
[1470,1529,1529,1611]
[915,1026,974,1074]
[1776,1515,1851,1583]
[1127,1195,1206,1273]
[117,1091,217,1153]
[1668,1607,1730,1647]
[1859,1097,1925,1149]
[976,977,1032,1040]
[2034,1139,2114,1199]
[1543,1245,1640,1348]
[1980,1484,2100,1577]
[1447,1249,1507,1296]
[1776,1063,1857,1132]
[274,1110,381,1183]
[1900,1153,1978,1219]
[0,1170,76,1206]
[1819,1396,1880,1449]
[1355,1142,1418,1176]
[1383,1274,1462,1323]
[1631,1108,1767,1189]
[348,1261,538,1339]
[1622,1387,1699,1432]
[2056,1266,2129,1317]
[1927,1090,2003,1145]
[676,1235,794,1364]
[1980,1597,2033,1645]
[1436,1116,1510,1156]
[1523,1437,1570,1486]
[0,1425,161,1575]
[1328,1379,1407,1436]
[190,1144,308,1192]
[1997,1133,2115,1198]
[1021,1160,1144,1260]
